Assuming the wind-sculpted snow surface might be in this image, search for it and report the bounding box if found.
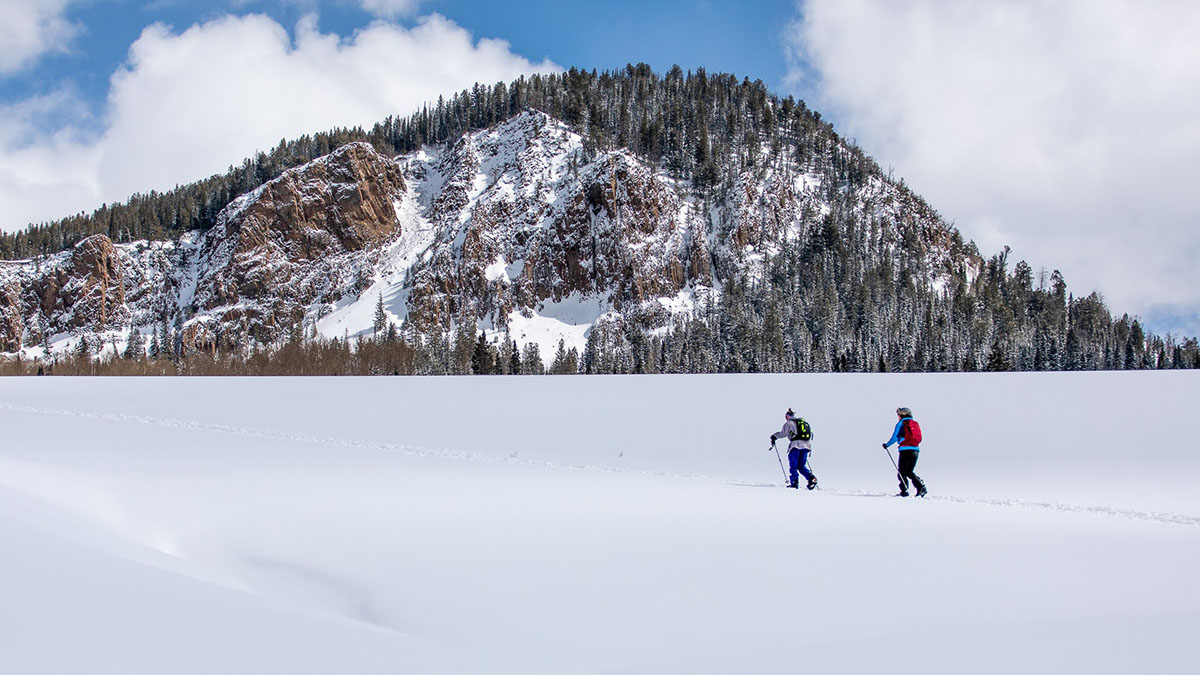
[1,371,1198,674]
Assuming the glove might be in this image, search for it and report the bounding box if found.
[881,443,888,449]
[769,436,776,445]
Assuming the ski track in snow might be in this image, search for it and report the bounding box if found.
[4,402,1198,529]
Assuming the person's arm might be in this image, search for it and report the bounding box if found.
[883,420,902,448]
[772,421,791,442]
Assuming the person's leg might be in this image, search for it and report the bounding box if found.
[798,448,816,483]
[907,451,927,495]
[787,448,801,487]
[897,450,915,495]
[797,449,814,481]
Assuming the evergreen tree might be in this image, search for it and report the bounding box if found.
[450,319,476,374]
[148,327,161,360]
[471,330,495,374]
[521,342,545,374]
[373,295,387,337]
[550,339,571,374]
[123,326,145,360]
[508,340,521,374]
[984,337,1012,372]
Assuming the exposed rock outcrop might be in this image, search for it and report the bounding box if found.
[0,234,134,350]
[192,141,406,343]
[62,234,128,331]
[0,280,23,352]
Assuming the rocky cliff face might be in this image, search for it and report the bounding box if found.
[0,234,139,351]
[401,114,718,331]
[191,141,406,345]
[0,110,975,358]
[0,142,406,352]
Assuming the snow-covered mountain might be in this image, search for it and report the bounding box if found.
[0,110,973,361]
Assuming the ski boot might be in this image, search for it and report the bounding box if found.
[913,476,927,498]
[806,477,818,491]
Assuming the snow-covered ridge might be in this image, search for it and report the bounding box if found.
[0,110,973,361]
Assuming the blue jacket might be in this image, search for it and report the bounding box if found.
[884,416,920,451]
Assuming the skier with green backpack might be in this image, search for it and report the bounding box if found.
[770,408,818,490]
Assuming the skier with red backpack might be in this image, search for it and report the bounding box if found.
[883,407,928,497]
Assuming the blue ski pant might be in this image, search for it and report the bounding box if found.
[789,448,815,486]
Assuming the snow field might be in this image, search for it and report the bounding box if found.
[1,371,1197,674]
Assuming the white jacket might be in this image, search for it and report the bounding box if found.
[772,419,813,451]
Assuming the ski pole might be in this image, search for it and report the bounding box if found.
[772,441,788,484]
[883,445,904,490]
[883,445,898,471]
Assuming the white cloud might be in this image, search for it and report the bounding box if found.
[0,90,99,231]
[787,0,1200,335]
[0,0,80,73]
[0,12,557,233]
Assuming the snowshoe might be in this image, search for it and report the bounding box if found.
[806,477,818,491]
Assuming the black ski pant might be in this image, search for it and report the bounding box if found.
[897,449,925,494]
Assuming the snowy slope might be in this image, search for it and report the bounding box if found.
[1,371,1198,674]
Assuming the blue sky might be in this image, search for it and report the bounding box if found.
[2,0,1199,337]
[430,0,796,86]
[1,0,799,136]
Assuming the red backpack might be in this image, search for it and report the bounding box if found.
[903,419,923,446]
